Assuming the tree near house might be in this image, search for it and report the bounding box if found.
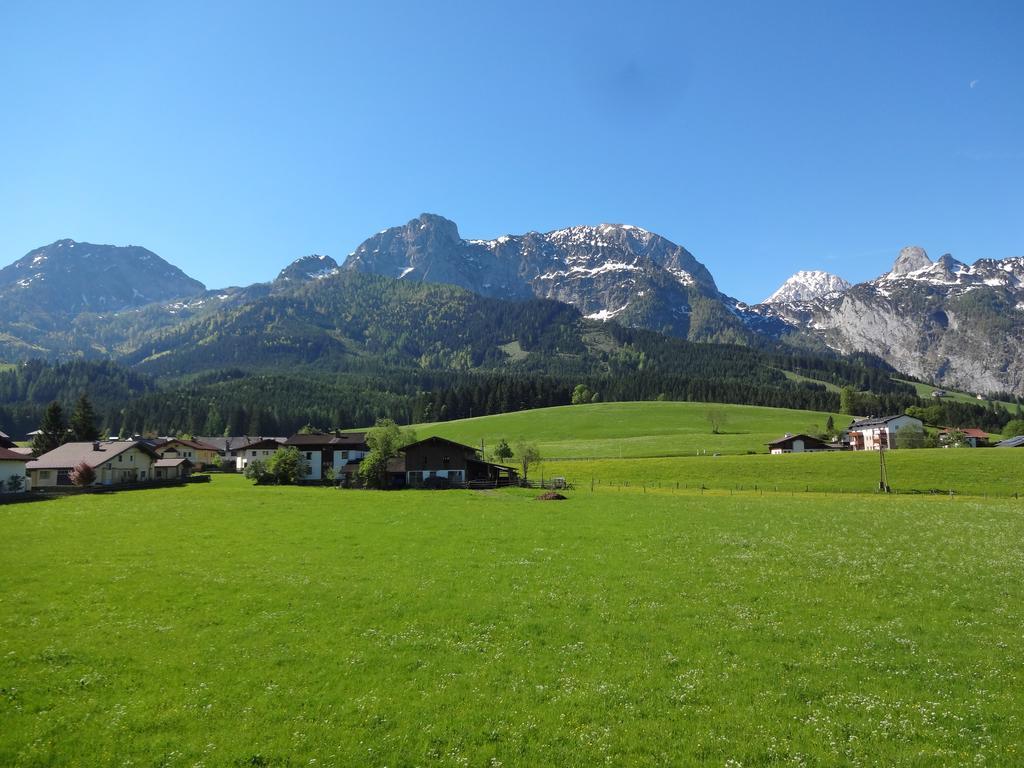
[32,401,67,456]
[265,446,305,484]
[493,438,513,462]
[69,461,96,487]
[6,474,24,493]
[359,418,417,489]
[70,394,100,442]
[514,441,542,482]
[243,459,271,484]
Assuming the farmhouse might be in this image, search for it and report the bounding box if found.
[401,436,518,487]
[938,427,989,448]
[284,432,368,482]
[27,440,159,487]
[154,438,220,469]
[0,447,31,493]
[847,415,923,450]
[766,433,832,454]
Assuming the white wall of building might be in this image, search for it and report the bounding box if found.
[0,460,29,492]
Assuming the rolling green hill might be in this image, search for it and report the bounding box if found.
[414,401,844,458]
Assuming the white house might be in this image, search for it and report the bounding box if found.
[284,432,368,482]
[847,415,924,450]
[0,447,31,492]
[231,438,285,471]
[26,440,159,487]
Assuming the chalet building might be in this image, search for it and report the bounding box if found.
[0,430,16,450]
[231,437,286,471]
[938,428,989,448]
[766,433,832,454]
[27,440,159,487]
[155,438,220,469]
[284,432,369,482]
[401,436,518,487]
[0,447,31,492]
[847,415,923,451]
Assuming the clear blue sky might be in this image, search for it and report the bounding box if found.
[2,0,1022,302]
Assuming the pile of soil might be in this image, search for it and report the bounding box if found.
[536,492,568,501]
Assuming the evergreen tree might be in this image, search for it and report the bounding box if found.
[69,394,100,442]
[32,401,66,456]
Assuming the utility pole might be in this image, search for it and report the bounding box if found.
[879,440,890,493]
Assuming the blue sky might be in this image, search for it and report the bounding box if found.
[1,0,1022,302]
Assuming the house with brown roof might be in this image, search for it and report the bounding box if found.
[284,432,369,482]
[230,437,286,471]
[0,447,32,493]
[27,440,159,488]
[401,436,518,487]
[155,438,220,469]
[938,428,989,448]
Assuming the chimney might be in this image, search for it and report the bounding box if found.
[92,441,101,451]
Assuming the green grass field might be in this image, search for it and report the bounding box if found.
[415,401,845,458]
[2,476,1022,766]
[543,448,1024,497]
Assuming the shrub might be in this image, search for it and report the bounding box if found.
[243,459,270,485]
[6,474,25,493]
[69,462,96,487]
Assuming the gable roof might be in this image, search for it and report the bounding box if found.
[27,440,159,470]
[849,415,919,429]
[766,433,829,447]
[939,427,989,439]
[158,438,219,452]
[154,457,193,468]
[284,432,368,448]
[0,447,31,462]
[0,431,15,449]
[402,436,480,454]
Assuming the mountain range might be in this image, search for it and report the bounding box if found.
[0,216,1021,395]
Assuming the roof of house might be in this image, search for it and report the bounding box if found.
[849,415,920,429]
[284,432,368,448]
[766,433,829,447]
[0,447,31,462]
[0,431,15,449]
[158,438,219,452]
[230,437,286,452]
[939,427,989,439]
[995,435,1024,448]
[403,436,480,454]
[27,440,159,470]
[154,457,193,468]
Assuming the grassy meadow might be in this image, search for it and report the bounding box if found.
[416,401,844,458]
[2,475,1023,766]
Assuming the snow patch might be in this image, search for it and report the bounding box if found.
[398,266,415,279]
[585,303,630,321]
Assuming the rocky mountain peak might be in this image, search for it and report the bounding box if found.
[0,240,206,317]
[276,254,339,283]
[891,246,932,276]
[762,270,851,304]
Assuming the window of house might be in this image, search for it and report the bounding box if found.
[340,451,349,460]
[251,451,257,457]
[305,452,312,461]
[118,455,122,463]
[39,470,51,479]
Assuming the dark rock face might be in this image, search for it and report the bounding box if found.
[0,239,206,316]
[343,213,746,342]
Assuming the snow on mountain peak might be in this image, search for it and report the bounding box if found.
[762,270,851,304]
